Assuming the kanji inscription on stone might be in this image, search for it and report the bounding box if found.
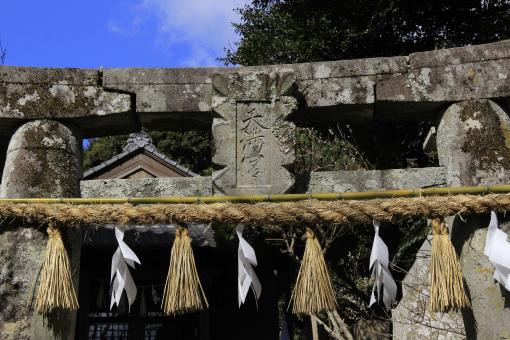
[211,72,297,195]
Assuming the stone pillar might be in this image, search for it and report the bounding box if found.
[211,71,297,195]
[392,236,466,339]
[394,100,510,338]
[0,120,82,339]
[436,99,510,339]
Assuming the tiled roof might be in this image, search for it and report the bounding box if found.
[83,132,198,179]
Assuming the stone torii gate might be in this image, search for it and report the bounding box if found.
[1,39,510,339]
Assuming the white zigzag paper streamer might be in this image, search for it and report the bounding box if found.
[110,227,141,311]
[369,221,397,310]
[484,211,510,291]
[237,224,262,307]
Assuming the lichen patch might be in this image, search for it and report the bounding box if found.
[460,101,510,170]
[16,91,39,106]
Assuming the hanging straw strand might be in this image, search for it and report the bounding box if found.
[162,226,208,315]
[429,219,470,312]
[290,228,336,315]
[35,225,79,314]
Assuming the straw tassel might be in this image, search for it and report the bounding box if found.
[429,219,470,312]
[162,226,208,315]
[35,224,78,314]
[290,228,336,315]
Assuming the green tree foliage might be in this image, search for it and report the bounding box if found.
[223,0,509,170]
[222,0,510,66]
[83,135,128,170]
[294,126,371,173]
[83,130,212,175]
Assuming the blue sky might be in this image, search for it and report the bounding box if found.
[0,0,248,68]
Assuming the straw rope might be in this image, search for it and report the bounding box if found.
[0,193,507,227]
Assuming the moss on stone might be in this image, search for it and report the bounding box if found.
[6,148,78,197]
[2,82,98,118]
[460,100,510,170]
[2,121,80,198]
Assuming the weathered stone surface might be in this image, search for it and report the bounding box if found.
[295,76,375,123]
[0,228,46,339]
[299,76,375,106]
[0,66,98,85]
[377,59,510,105]
[307,56,407,79]
[101,54,407,127]
[106,83,212,129]
[0,83,130,118]
[433,99,510,339]
[451,215,510,340]
[409,39,510,69]
[103,68,221,130]
[103,68,218,130]
[0,120,82,340]
[307,167,446,193]
[353,319,391,340]
[212,72,297,195]
[103,55,407,84]
[102,39,510,126]
[0,77,137,137]
[392,237,466,339]
[103,57,404,126]
[81,176,212,197]
[0,120,81,197]
[103,67,219,85]
[0,40,508,133]
[437,100,510,186]
[1,39,510,339]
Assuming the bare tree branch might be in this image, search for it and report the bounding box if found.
[313,314,343,339]
[331,310,354,340]
[310,315,320,340]
[0,37,6,66]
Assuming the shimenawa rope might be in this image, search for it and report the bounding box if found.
[1,193,509,227]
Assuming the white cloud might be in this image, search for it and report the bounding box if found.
[107,21,127,35]
[113,0,249,66]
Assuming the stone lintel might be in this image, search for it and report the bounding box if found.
[0,39,508,133]
[409,39,510,69]
[0,66,98,85]
[377,59,510,105]
[80,176,212,198]
[102,55,407,85]
[0,81,137,138]
[307,167,446,193]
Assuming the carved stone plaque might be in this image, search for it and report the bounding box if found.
[212,72,297,195]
